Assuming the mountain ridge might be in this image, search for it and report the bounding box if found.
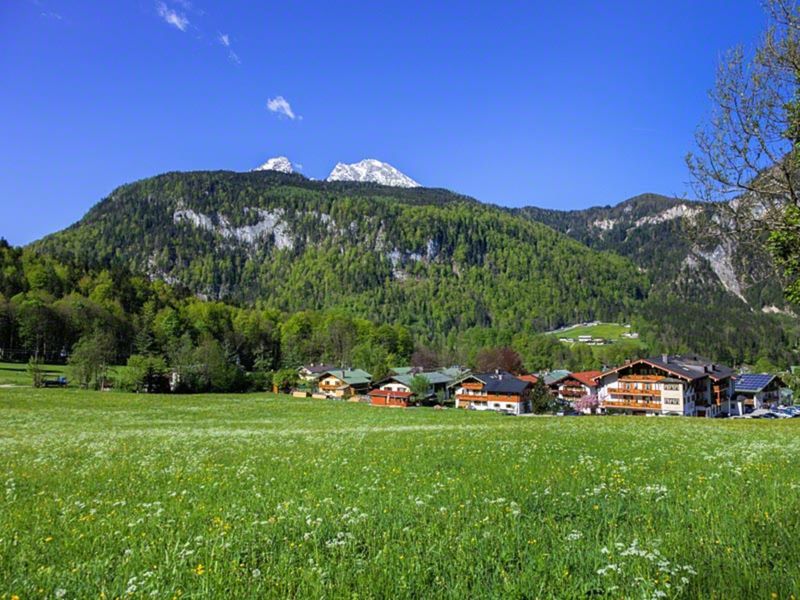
[31,169,645,339]
[26,169,799,363]
[326,159,420,188]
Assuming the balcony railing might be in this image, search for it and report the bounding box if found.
[319,383,343,391]
[602,400,662,411]
[608,387,661,397]
[455,393,522,403]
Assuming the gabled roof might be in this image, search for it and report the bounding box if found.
[321,369,372,386]
[382,371,453,387]
[390,367,416,375]
[440,366,470,379]
[543,370,571,385]
[462,371,530,395]
[601,355,733,382]
[518,374,539,384]
[567,370,602,387]
[735,373,782,393]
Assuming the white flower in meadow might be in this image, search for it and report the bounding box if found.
[55,589,67,599]
[251,568,262,578]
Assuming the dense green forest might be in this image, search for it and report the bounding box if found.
[1,239,644,391]
[33,170,646,336]
[11,171,799,377]
[516,193,799,366]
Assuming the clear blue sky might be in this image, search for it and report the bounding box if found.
[2,0,766,245]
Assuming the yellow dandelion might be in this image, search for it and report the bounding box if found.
[194,564,205,576]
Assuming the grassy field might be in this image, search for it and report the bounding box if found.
[0,362,70,387]
[547,323,646,350]
[1,389,799,598]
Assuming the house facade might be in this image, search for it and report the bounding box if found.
[318,369,372,398]
[376,372,453,399]
[298,363,337,383]
[596,355,734,417]
[542,370,571,397]
[452,371,532,415]
[733,374,785,411]
[368,389,413,407]
[557,370,602,403]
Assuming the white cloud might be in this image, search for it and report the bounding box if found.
[217,33,240,64]
[267,96,300,120]
[156,2,189,32]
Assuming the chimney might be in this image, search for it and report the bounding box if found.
[661,354,668,363]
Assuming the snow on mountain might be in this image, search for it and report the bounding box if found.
[253,156,294,173]
[326,159,420,188]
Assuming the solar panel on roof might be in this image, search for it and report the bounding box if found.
[735,374,774,391]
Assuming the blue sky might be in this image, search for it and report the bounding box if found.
[2,0,766,245]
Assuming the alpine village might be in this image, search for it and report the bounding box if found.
[7,1,800,598]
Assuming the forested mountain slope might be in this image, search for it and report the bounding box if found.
[515,193,786,308]
[32,171,646,340]
[515,193,799,363]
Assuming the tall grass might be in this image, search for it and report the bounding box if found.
[1,388,798,598]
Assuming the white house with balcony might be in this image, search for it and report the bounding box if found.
[596,355,734,417]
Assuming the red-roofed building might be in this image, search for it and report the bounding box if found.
[557,370,602,402]
[518,374,539,385]
[368,389,414,407]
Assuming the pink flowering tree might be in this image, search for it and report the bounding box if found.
[573,394,599,414]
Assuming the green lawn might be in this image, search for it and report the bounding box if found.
[1,389,799,598]
[548,322,646,348]
[0,362,70,387]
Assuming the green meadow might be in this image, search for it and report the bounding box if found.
[1,389,799,599]
[0,363,70,387]
[548,322,642,344]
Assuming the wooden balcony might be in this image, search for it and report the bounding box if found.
[618,375,664,383]
[319,382,343,391]
[455,393,522,404]
[461,382,484,391]
[602,400,662,411]
[608,387,661,397]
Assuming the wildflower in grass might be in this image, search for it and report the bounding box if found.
[566,530,583,542]
[194,564,205,576]
[55,589,67,599]
[251,568,261,578]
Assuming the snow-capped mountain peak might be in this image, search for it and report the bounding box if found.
[326,159,420,188]
[253,156,294,174]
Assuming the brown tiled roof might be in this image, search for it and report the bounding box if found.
[570,370,602,387]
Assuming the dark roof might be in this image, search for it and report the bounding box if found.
[603,355,734,382]
[645,355,734,381]
[470,371,530,394]
[735,373,780,393]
